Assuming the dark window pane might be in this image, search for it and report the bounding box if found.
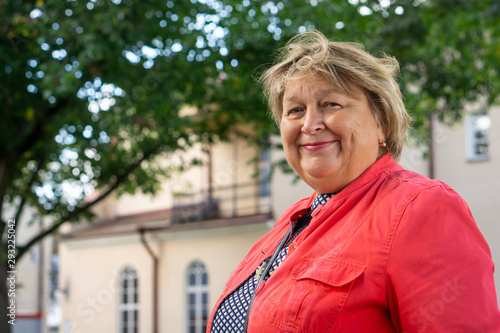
[202,293,208,305]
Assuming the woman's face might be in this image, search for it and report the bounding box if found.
[281,73,384,194]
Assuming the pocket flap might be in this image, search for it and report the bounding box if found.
[291,258,365,287]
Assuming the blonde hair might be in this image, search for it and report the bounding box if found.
[260,30,410,161]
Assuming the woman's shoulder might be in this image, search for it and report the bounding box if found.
[378,164,476,221]
[387,164,455,195]
[382,165,475,225]
[360,154,455,198]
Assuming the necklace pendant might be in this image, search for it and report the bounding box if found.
[255,259,269,281]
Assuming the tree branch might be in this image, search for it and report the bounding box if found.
[0,219,6,241]
[11,99,69,162]
[12,155,46,235]
[13,198,26,233]
[15,142,163,260]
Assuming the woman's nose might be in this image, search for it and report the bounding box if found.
[301,106,325,134]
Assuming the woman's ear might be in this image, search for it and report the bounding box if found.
[377,125,386,146]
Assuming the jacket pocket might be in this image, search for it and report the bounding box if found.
[267,258,365,333]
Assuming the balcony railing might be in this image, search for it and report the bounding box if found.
[171,181,271,224]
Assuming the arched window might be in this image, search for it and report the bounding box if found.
[186,262,209,333]
[119,267,139,333]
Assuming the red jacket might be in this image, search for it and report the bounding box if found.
[207,154,500,332]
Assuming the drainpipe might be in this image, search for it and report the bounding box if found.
[207,143,213,202]
[232,133,238,217]
[139,228,158,333]
[428,112,435,179]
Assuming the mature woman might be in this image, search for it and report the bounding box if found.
[207,31,500,332]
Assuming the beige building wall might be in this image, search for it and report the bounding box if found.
[399,141,430,177]
[58,236,153,333]
[58,221,271,333]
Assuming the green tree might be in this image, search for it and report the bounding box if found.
[1,0,499,332]
[371,0,500,142]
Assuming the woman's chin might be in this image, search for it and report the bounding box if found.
[301,163,339,180]
[302,171,337,189]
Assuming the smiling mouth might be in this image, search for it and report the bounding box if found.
[301,141,336,151]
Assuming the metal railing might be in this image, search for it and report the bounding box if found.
[171,181,271,224]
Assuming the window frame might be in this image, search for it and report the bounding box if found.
[465,113,491,162]
[118,267,139,333]
[185,261,209,333]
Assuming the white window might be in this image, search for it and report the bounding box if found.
[119,267,139,333]
[186,262,209,333]
[466,114,491,161]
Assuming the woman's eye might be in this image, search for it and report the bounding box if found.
[325,102,340,108]
[287,108,303,115]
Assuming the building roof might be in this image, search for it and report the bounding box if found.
[61,207,273,240]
